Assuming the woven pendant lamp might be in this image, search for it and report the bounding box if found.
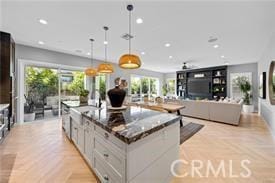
[119,4,141,69]
[85,39,97,76]
[98,26,114,73]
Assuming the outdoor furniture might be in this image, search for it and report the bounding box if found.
[34,102,45,119]
[52,105,59,116]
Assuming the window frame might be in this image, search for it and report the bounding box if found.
[166,78,176,96]
[230,72,252,99]
[130,75,160,100]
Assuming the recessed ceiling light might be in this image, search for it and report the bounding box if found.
[39,19,48,25]
[103,41,108,45]
[141,52,145,55]
[169,56,173,59]
[38,41,44,45]
[165,43,171,47]
[213,44,219,48]
[208,36,218,43]
[221,55,225,58]
[136,18,143,24]
[87,52,91,55]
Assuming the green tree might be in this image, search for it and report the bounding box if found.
[26,67,58,103]
[150,78,157,95]
[141,78,149,94]
[68,71,85,95]
[99,75,106,100]
[131,77,141,94]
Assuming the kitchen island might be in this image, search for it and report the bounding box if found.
[65,105,181,183]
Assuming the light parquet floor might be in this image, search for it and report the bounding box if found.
[1,114,275,183]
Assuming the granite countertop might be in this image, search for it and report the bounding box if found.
[0,104,9,111]
[82,106,181,144]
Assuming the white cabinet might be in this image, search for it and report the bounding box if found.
[84,120,93,165]
[71,120,78,145]
[78,125,85,153]
[94,131,125,180]
[69,114,180,183]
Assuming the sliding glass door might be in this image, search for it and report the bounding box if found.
[130,75,159,102]
[24,66,88,122]
[24,66,59,122]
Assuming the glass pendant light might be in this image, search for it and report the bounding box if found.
[98,26,114,73]
[85,39,97,76]
[119,4,141,69]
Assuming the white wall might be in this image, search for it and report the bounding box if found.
[15,44,164,94]
[164,73,176,81]
[257,33,275,133]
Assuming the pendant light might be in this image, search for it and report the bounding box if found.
[85,39,97,76]
[98,26,114,73]
[119,4,141,69]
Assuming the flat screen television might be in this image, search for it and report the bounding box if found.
[187,79,211,95]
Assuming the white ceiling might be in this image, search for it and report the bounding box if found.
[2,1,275,73]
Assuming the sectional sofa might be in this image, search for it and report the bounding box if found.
[178,100,243,125]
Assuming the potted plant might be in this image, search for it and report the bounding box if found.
[24,94,35,122]
[79,89,89,103]
[234,76,253,113]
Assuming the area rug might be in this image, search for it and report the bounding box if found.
[180,122,204,144]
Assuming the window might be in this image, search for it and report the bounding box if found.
[95,74,106,100]
[166,78,176,96]
[130,75,159,101]
[24,66,86,122]
[230,72,252,99]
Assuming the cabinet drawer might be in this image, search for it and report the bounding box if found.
[71,121,78,144]
[94,125,125,151]
[94,133,125,177]
[94,151,122,183]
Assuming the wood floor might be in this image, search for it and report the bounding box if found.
[1,114,275,183]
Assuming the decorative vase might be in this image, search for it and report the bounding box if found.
[80,96,88,104]
[107,86,126,107]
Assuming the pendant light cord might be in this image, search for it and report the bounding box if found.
[90,39,94,67]
[104,27,108,63]
[129,8,131,55]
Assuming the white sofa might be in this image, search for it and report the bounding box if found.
[179,100,243,125]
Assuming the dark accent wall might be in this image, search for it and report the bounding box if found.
[0,31,15,126]
[177,66,227,100]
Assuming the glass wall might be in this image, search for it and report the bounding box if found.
[24,66,87,122]
[130,75,159,101]
[95,74,107,100]
[24,66,59,122]
[60,70,85,98]
[166,78,176,96]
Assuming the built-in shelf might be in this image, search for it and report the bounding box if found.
[176,66,227,100]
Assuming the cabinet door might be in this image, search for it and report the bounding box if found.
[71,120,78,145]
[84,127,93,165]
[78,126,85,153]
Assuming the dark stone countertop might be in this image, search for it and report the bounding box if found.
[82,106,181,144]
